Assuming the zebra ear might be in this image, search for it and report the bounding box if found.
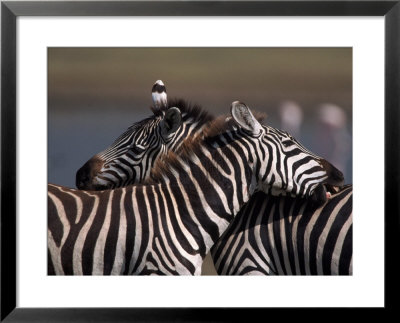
[230,101,263,136]
[151,80,168,110]
[161,107,182,136]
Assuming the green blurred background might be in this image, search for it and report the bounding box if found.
[48,47,352,275]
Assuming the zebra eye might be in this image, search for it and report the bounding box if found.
[131,145,146,154]
[282,140,293,147]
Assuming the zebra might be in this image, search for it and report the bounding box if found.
[76,80,214,190]
[211,184,352,275]
[75,80,351,275]
[48,101,344,275]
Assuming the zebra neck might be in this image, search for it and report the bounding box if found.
[154,143,256,252]
[166,118,206,152]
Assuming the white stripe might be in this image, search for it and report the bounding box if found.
[182,162,230,238]
[62,191,83,224]
[92,190,114,275]
[157,184,196,275]
[48,191,71,275]
[139,185,155,274]
[198,146,233,214]
[317,192,352,275]
[291,202,307,274]
[128,187,142,274]
[220,228,245,275]
[72,193,100,275]
[153,237,172,274]
[164,183,199,251]
[213,217,243,274]
[177,177,214,252]
[330,198,353,275]
[303,205,324,275]
[111,189,127,275]
[293,158,322,183]
[267,204,285,274]
[47,229,64,275]
[152,186,179,272]
[279,199,293,275]
[252,198,275,274]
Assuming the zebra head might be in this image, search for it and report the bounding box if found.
[76,80,213,190]
[230,101,344,206]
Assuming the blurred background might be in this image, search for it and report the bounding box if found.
[48,47,352,275]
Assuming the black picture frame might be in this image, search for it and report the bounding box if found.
[1,1,399,321]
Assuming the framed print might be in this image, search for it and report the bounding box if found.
[1,1,399,321]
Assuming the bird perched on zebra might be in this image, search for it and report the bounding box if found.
[48,101,342,275]
[75,80,351,275]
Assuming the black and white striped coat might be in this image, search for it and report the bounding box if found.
[76,81,213,190]
[74,81,350,275]
[211,185,352,275]
[48,102,342,275]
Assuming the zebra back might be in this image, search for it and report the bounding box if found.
[211,184,352,275]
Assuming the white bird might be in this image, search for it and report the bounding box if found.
[151,80,168,110]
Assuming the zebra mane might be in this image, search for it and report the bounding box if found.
[152,98,214,125]
[148,111,266,183]
[107,99,214,149]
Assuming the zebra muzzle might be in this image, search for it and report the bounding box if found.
[309,183,329,208]
[320,159,345,186]
[76,155,105,190]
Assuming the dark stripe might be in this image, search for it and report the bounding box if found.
[123,187,135,275]
[281,196,297,274]
[339,224,353,275]
[140,253,162,275]
[177,169,222,245]
[188,154,232,223]
[60,192,96,275]
[48,249,55,275]
[58,189,78,224]
[112,164,131,186]
[321,193,352,274]
[81,190,110,275]
[269,138,285,188]
[158,183,196,274]
[161,181,197,255]
[147,186,177,274]
[167,178,207,258]
[48,195,63,248]
[295,201,310,275]
[272,197,287,274]
[132,187,150,274]
[221,224,245,275]
[103,189,123,275]
[307,194,341,275]
[263,137,274,181]
[205,138,231,174]
[203,148,234,213]
[258,197,278,275]
[211,198,252,267]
